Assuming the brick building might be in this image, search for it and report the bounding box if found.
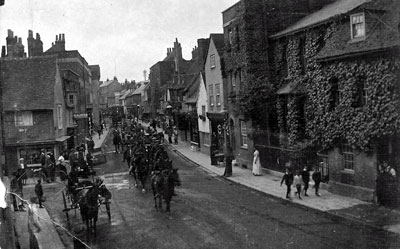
[0,56,70,173]
[0,30,101,173]
[222,0,336,169]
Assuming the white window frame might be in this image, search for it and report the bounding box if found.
[342,144,354,171]
[209,85,214,108]
[57,105,63,129]
[210,54,216,69]
[350,13,365,40]
[215,84,221,106]
[15,111,33,126]
[240,120,248,148]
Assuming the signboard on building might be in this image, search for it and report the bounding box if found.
[73,113,88,119]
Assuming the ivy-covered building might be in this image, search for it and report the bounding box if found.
[222,0,335,169]
[269,0,400,201]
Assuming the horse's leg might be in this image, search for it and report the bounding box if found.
[166,200,170,212]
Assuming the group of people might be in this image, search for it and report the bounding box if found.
[281,164,322,200]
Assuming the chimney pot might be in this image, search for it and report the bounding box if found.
[56,35,58,41]
[28,30,33,37]
[7,29,13,38]
[62,34,65,41]
[36,33,40,40]
[18,37,22,43]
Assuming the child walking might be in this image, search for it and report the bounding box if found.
[294,170,303,199]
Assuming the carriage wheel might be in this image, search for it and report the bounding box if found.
[106,202,111,220]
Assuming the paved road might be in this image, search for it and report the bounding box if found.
[33,134,399,249]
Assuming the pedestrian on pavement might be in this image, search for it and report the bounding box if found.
[281,168,294,199]
[10,172,21,211]
[223,146,234,177]
[173,126,178,145]
[294,170,303,199]
[15,170,25,211]
[312,164,322,196]
[18,158,27,185]
[35,179,44,208]
[252,147,262,176]
[302,166,310,196]
[167,127,173,144]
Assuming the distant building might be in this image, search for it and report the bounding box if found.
[98,77,122,109]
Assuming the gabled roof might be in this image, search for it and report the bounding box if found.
[1,56,58,111]
[99,79,115,87]
[271,0,371,38]
[210,34,225,55]
[119,89,131,99]
[131,81,149,95]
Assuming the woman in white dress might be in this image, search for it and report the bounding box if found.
[252,147,262,176]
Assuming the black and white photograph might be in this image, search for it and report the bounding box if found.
[0,0,399,248]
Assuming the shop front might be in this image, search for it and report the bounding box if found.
[207,112,226,165]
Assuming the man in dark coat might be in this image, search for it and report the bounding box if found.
[35,179,44,208]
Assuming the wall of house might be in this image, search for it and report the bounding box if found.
[4,111,54,144]
[327,148,377,201]
[54,64,67,141]
[197,76,210,155]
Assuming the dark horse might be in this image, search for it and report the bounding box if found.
[77,179,111,234]
[131,157,149,192]
[151,168,181,212]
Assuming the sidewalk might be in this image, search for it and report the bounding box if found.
[138,121,400,235]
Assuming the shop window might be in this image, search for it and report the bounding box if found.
[15,111,33,126]
[19,147,52,166]
[240,120,248,148]
[342,144,354,171]
[351,13,366,40]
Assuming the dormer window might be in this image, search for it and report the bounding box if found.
[351,13,365,40]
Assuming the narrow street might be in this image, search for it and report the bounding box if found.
[32,135,399,249]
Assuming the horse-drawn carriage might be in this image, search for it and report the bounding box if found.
[127,133,181,212]
[62,171,112,233]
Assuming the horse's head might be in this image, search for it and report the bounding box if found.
[170,168,181,187]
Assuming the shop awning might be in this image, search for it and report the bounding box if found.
[55,135,71,142]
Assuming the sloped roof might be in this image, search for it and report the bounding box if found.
[271,0,371,38]
[119,89,131,99]
[1,56,58,111]
[316,0,400,60]
[131,81,149,95]
[210,34,225,55]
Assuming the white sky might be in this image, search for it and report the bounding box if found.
[0,0,237,82]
